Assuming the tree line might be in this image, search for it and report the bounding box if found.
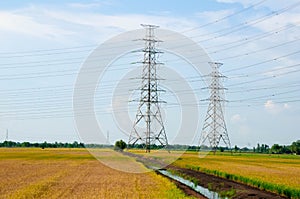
[1,139,299,155]
[0,141,94,148]
[234,140,300,155]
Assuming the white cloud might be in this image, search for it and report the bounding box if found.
[263,63,299,77]
[44,11,197,32]
[264,100,290,114]
[68,2,102,9]
[68,0,114,9]
[195,9,234,22]
[230,113,245,123]
[0,11,74,39]
[215,0,300,38]
[250,12,300,35]
[216,1,300,40]
[216,0,253,7]
[283,103,290,109]
[0,5,199,44]
[216,0,300,11]
[229,114,251,145]
[264,100,275,109]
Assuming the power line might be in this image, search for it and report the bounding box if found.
[230,88,300,102]
[0,0,267,56]
[0,3,299,124]
[224,49,300,74]
[0,2,297,63]
[181,0,268,34]
[215,38,300,62]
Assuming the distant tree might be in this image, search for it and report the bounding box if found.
[282,145,292,154]
[33,143,39,147]
[21,142,30,147]
[79,142,85,148]
[73,141,79,148]
[271,144,282,154]
[241,147,250,152]
[257,143,260,153]
[291,140,300,155]
[264,144,270,153]
[258,144,269,153]
[261,144,265,153]
[219,147,224,152]
[41,141,48,149]
[114,140,127,151]
[234,145,239,152]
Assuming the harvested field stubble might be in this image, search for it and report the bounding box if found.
[0,148,193,199]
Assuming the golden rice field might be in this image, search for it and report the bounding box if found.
[130,150,300,198]
[173,152,300,190]
[0,148,194,199]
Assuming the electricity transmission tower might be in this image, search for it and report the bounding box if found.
[5,129,8,141]
[106,131,110,145]
[128,24,168,153]
[199,62,231,153]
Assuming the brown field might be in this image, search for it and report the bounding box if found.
[0,148,194,199]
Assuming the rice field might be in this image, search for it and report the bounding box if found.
[0,148,194,199]
[173,152,300,189]
[169,151,300,198]
[129,150,300,198]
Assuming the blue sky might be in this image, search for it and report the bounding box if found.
[0,0,234,15]
[0,0,299,147]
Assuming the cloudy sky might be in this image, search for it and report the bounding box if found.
[0,0,299,147]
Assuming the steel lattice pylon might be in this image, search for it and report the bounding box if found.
[128,24,168,153]
[199,62,231,153]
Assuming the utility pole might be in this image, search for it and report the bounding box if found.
[199,62,231,154]
[128,24,168,153]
